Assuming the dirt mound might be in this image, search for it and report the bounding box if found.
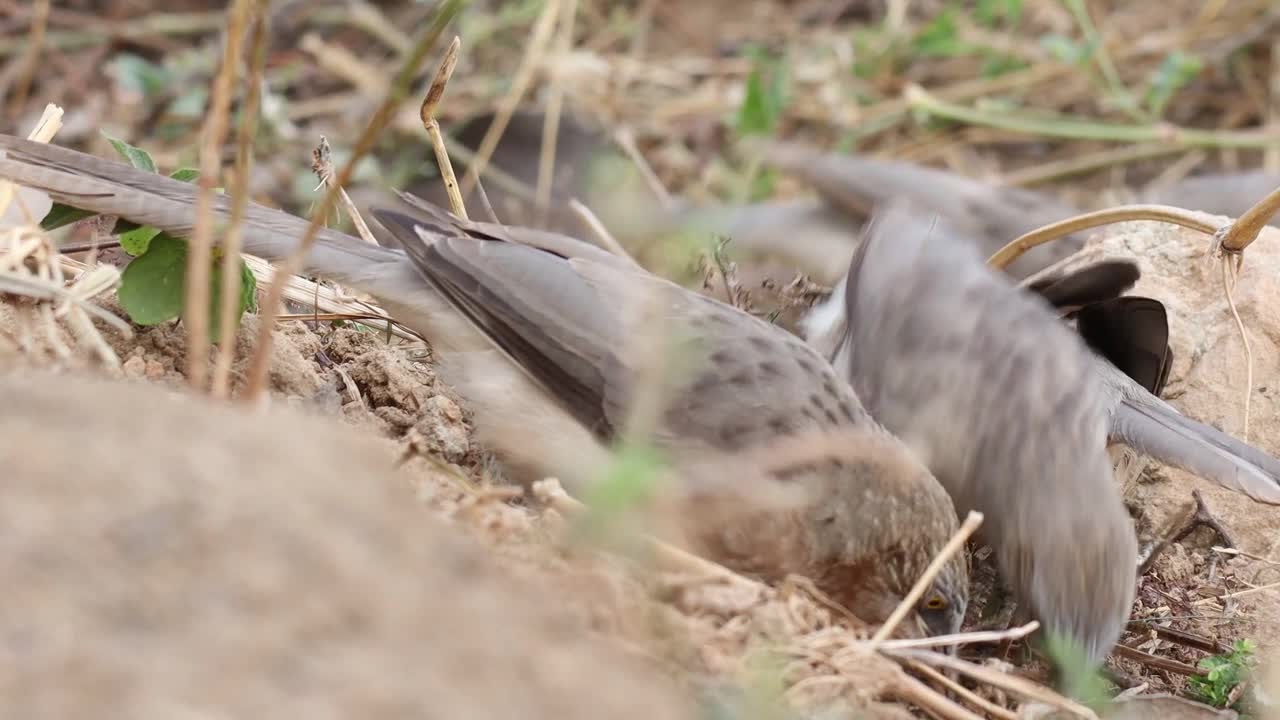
[0,371,699,720]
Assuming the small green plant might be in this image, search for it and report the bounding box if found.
[735,47,790,138]
[1041,630,1113,709]
[1188,639,1257,708]
[41,132,257,342]
[909,5,1028,78]
[1143,51,1204,118]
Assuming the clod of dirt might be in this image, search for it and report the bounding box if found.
[0,371,697,720]
[322,327,472,462]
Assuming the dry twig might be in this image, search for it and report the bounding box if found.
[241,0,466,406]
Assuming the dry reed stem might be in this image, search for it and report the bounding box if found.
[568,198,639,263]
[187,0,253,393]
[299,33,387,98]
[1219,184,1280,252]
[310,137,378,246]
[908,660,1019,720]
[885,649,1099,719]
[458,0,560,199]
[534,0,579,226]
[987,204,1218,270]
[238,254,419,342]
[613,126,674,208]
[421,37,467,219]
[877,621,1041,651]
[1219,254,1253,441]
[9,0,49,118]
[532,478,766,594]
[889,672,984,720]
[240,0,465,406]
[0,104,62,218]
[869,511,984,648]
[212,0,270,399]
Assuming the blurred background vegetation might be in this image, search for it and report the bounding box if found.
[5,0,1277,237]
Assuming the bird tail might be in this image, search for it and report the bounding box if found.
[1113,398,1280,504]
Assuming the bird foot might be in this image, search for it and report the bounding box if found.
[1138,490,1235,575]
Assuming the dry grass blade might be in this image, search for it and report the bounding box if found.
[877,621,1041,651]
[421,36,467,219]
[1218,184,1280,252]
[907,660,1018,720]
[535,0,579,226]
[885,648,1100,719]
[9,0,49,118]
[987,205,1219,270]
[458,0,560,199]
[212,0,271,400]
[187,0,254,392]
[531,478,766,595]
[310,137,378,245]
[888,672,985,720]
[568,198,639,264]
[238,254,420,342]
[240,0,467,406]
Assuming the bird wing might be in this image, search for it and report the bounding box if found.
[1076,297,1173,397]
[1022,260,1141,311]
[372,207,629,439]
[751,139,1086,278]
[375,207,870,452]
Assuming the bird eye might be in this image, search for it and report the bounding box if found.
[924,595,946,610]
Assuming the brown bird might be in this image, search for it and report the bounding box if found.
[0,135,968,638]
[807,200,1138,666]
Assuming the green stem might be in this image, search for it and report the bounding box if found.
[906,85,1280,149]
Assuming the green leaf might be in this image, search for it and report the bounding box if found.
[118,235,259,342]
[118,226,162,256]
[205,256,258,344]
[912,8,970,58]
[1144,51,1204,117]
[976,0,1023,27]
[981,53,1030,77]
[115,166,199,255]
[110,53,172,99]
[585,442,664,516]
[736,48,790,137]
[40,203,99,231]
[117,233,187,326]
[101,131,158,173]
[748,167,777,201]
[1040,34,1093,65]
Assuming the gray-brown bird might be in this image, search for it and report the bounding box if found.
[626,139,1280,285]
[0,135,968,638]
[806,199,1138,666]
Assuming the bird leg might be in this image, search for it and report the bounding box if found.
[1138,490,1236,575]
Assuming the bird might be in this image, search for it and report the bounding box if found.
[807,198,1139,666]
[611,138,1280,285]
[0,134,969,638]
